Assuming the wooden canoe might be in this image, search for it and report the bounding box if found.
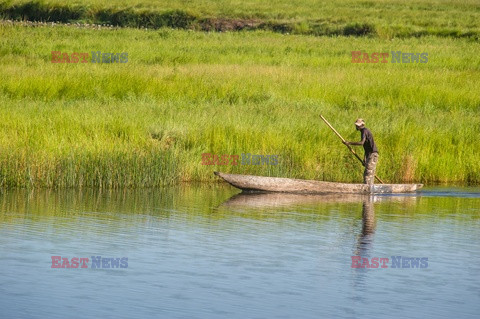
[214,172,423,194]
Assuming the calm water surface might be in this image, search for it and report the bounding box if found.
[1,186,479,319]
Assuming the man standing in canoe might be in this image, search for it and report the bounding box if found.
[343,119,378,185]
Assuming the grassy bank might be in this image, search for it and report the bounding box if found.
[0,24,479,187]
[1,0,480,38]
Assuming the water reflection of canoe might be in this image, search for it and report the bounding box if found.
[214,172,423,194]
[221,192,417,209]
[222,192,367,208]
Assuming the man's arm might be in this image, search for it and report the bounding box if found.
[343,134,366,146]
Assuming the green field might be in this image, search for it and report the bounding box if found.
[0,1,479,188]
[1,0,480,38]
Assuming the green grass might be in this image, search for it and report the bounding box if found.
[0,22,479,188]
[1,0,480,38]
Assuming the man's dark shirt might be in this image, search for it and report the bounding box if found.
[361,128,378,156]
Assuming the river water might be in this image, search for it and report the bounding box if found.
[1,186,479,319]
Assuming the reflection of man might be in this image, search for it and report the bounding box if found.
[354,197,376,256]
[351,197,376,294]
[343,118,378,185]
[361,198,375,237]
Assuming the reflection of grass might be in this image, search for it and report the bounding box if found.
[1,0,480,39]
[0,189,479,229]
[0,25,479,187]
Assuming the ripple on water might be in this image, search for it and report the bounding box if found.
[0,187,479,319]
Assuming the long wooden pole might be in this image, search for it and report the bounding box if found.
[320,115,384,184]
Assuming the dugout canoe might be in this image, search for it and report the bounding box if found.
[214,172,423,194]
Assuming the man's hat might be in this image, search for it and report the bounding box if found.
[354,118,365,127]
